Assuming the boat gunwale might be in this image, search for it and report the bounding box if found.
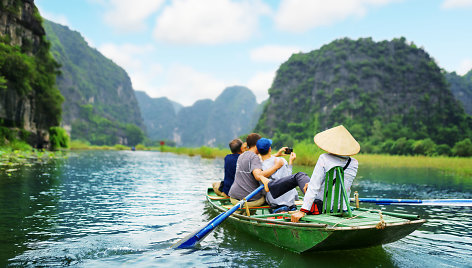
[207,195,426,231]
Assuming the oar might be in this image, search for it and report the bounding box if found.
[350,198,472,206]
[171,185,264,249]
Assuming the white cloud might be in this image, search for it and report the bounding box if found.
[275,0,398,33]
[151,64,233,106]
[250,45,302,63]
[35,4,70,26]
[457,59,472,75]
[98,43,155,70]
[442,0,472,9]
[247,71,276,102]
[153,0,271,45]
[103,0,165,32]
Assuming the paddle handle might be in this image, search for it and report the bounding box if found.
[175,185,264,248]
[194,185,264,239]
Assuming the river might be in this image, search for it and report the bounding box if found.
[0,151,471,267]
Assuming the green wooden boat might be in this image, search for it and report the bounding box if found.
[207,167,426,253]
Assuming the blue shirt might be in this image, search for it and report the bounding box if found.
[222,153,240,195]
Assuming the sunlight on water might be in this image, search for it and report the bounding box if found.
[0,151,470,267]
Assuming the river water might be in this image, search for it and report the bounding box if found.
[0,151,471,267]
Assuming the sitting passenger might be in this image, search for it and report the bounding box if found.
[212,138,244,197]
[256,138,299,214]
[259,125,360,222]
[228,133,283,207]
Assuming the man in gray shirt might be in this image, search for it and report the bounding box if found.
[228,133,283,207]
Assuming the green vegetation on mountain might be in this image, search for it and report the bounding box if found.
[43,20,145,146]
[0,0,65,149]
[446,70,472,115]
[255,37,472,156]
[136,86,264,147]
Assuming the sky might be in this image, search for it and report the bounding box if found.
[35,0,472,106]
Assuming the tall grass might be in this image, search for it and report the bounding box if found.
[159,145,228,158]
[68,139,472,177]
[70,140,130,150]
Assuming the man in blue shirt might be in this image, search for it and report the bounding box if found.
[212,138,243,197]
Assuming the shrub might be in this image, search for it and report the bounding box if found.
[9,140,32,151]
[113,144,129,150]
[436,144,452,156]
[411,138,437,156]
[452,138,472,157]
[49,127,70,150]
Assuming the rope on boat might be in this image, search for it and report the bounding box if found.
[376,211,386,230]
[332,209,387,229]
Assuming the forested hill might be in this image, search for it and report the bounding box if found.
[255,37,472,156]
[136,86,264,147]
[44,20,145,146]
[0,0,62,148]
[446,70,472,115]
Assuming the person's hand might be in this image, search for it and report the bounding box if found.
[260,176,270,192]
[289,152,296,165]
[291,211,306,222]
[274,147,287,157]
[303,183,308,194]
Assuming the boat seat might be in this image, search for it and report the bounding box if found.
[222,200,304,210]
[323,166,353,217]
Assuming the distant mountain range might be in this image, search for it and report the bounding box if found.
[136,86,265,147]
[44,20,145,145]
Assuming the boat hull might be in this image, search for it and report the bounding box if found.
[207,189,425,253]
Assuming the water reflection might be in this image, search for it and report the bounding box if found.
[0,151,470,267]
[0,161,62,266]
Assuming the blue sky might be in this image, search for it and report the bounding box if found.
[36,0,472,106]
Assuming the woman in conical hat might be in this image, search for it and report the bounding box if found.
[290,125,360,222]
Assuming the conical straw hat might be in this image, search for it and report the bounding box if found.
[314,125,360,156]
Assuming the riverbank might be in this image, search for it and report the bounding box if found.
[0,146,66,177]
[158,142,472,178]
[68,140,472,177]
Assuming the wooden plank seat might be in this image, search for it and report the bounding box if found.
[221,200,304,210]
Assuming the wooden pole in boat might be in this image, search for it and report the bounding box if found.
[354,191,360,209]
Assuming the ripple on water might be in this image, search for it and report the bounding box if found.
[3,151,472,267]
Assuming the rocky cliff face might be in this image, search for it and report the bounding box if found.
[255,37,472,149]
[0,0,62,148]
[446,70,472,115]
[44,20,145,145]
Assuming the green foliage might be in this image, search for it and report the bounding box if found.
[71,105,144,146]
[43,20,145,141]
[254,37,472,157]
[125,124,144,146]
[9,140,32,151]
[411,138,437,156]
[49,127,70,150]
[452,138,472,157]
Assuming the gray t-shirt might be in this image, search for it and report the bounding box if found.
[228,151,263,201]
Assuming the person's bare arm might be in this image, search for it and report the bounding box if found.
[261,158,283,177]
[253,168,271,192]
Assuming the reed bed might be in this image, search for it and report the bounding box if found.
[68,140,472,178]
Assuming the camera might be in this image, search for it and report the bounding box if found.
[284,147,293,154]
